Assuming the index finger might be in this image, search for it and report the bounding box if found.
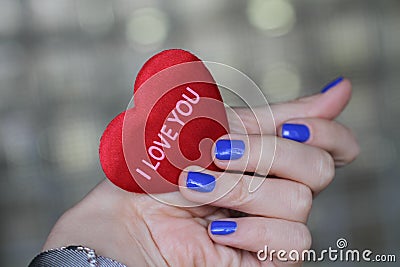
[228,78,352,135]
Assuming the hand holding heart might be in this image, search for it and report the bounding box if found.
[100,50,229,194]
[42,57,359,266]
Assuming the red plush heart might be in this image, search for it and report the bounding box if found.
[99,49,229,194]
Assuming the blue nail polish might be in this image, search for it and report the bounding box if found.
[282,123,310,143]
[321,76,343,93]
[215,140,245,160]
[186,172,216,192]
[210,221,237,235]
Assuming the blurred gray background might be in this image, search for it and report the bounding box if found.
[0,0,399,266]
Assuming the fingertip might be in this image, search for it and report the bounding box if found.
[212,134,248,172]
[270,78,353,126]
[209,220,238,236]
[207,219,241,248]
[178,165,203,190]
[211,134,229,161]
[279,122,311,143]
[320,77,352,98]
[179,166,217,194]
[321,76,344,93]
[341,78,353,100]
[214,139,246,161]
[342,77,352,90]
[309,77,353,119]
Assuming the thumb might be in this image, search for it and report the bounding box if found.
[228,77,352,135]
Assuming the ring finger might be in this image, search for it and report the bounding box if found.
[179,168,312,223]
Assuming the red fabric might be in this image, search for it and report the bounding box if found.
[99,49,228,193]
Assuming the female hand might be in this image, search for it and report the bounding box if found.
[42,79,359,266]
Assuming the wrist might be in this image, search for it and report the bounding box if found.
[42,180,151,266]
[30,245,127,267]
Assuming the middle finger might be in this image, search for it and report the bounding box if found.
[212,134,335,193]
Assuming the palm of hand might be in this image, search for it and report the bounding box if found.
[46,181,257,267]
[122,191,270,267]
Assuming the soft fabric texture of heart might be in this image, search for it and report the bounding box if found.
[99,49,228,193]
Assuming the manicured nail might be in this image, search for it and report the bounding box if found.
[186,171,216,192]
[282,123,310,143]
[215,139,245,160]
[210,221,237,235]
[321,76,343,93]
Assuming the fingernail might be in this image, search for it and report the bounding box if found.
[321,76,343,93]
[282,123,310,143]
[210,221,237,235]
[186,171,216,192]
[215,140,245,160]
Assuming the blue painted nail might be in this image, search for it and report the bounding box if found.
[210,221,237,235]
[215,139,245,160]
[282,123,310,143]
[321,76,343,93]
[186,172,216,192]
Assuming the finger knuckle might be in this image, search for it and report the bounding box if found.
[272,139,290,173]
[342,125,361,164]
[316,150,335,189]
[348,138,360,163]
[254,137,274,176]
[294,223,312,251]
[225,178,251,208]
[292,184,313,218]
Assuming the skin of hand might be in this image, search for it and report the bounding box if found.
[42,79,359,267]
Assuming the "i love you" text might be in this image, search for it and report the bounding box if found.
[135,86,200,180]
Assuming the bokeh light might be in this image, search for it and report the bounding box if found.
[247,0,296,36]
[126,8,169,49]
[48,119,98,173]
[261,63,301,102]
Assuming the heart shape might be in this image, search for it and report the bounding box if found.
[99,49,229,194]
